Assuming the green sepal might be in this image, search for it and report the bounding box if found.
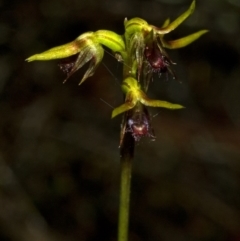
[124,17,152,37]
[26,32,95,62]
[153,0,196,34]
[112,99,136,118]
[26,42,80,62]
[94,30,126,54]
[140,92,185,109]
[162,30,209,49]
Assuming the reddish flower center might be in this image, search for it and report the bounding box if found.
[127,109,155,141]
[144,41,169,72]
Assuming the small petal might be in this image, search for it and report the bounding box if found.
[78,45,104,85]
[161,18,170,28]
[140,92,185,109]
[153,0,196,34]
[112,99,136,118]
[162,30,209,49]
[129,32,145,80]
[63,42,104,85]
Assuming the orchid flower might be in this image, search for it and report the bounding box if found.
[112,77,184,118]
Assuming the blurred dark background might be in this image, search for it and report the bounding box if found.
[0,0,240,240]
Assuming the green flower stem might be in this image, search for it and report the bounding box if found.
[117,35,136,240]
[118,131,134,241]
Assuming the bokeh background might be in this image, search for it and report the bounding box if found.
[0,0,240,240]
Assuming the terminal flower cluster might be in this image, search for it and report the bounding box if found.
[27,0,207,142]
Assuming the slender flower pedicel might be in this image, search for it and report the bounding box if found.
[26,2,207,241]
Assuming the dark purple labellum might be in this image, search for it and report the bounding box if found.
[58,54,78,74]
[127,104,155,141]
[144,40,176,79]
[144,42,169,73]
[128,118,149,137]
